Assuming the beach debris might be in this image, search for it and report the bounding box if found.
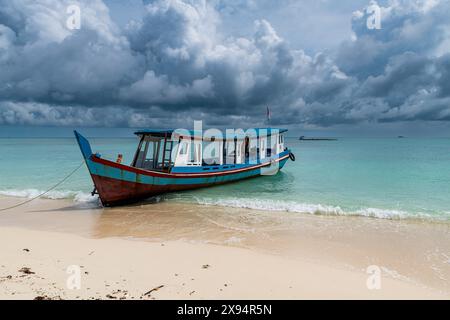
[88,251,95,256]
[34,296,50,300]
[107,289,128,300]
[0,275,13,282]
[189,291,196,296]
[202,264,210,269]
[143,285,164,297]
[19,267,35,275]
[23,248,30,252]
[33,296,47,300]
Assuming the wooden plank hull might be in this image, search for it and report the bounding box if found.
[90,174,210,206]
[89,154,289,206]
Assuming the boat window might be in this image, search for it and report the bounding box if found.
[267,135,277,157]
[134,139,156,169]
[189,140,195,161]
[196,143,201,163]
[179,142,188,155]
[133,135,175,171]
[225,141,236,165]
[202,140,221,165]
[233,140,244,164]
[248,137,257,164]
[134,141,147,168]
[186,140,202,166]
[260,139,265,160]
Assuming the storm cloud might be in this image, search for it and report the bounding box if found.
[0,0,449,128]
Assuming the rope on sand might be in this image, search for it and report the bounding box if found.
[0,162,85,212]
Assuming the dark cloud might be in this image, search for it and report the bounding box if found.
[0,0,450,128]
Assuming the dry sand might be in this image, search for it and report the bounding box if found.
[0,196,449,300]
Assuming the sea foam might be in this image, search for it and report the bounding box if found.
[0,189,97,203]
[192,197,438,221]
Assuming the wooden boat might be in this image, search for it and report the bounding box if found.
[74,128,295,207]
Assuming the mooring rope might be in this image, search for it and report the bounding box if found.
[0,162,85,212]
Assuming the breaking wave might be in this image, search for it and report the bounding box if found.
[0,189,97,203]
[192,197,444,221]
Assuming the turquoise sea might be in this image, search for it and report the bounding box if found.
[1,137,450,221]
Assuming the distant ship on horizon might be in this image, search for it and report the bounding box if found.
[299,136,338,141]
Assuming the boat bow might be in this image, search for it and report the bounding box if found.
[74,130,93,160]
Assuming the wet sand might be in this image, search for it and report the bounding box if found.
[0,196,449,299]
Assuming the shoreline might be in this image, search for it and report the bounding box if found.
[0,195,449,299]
[2,190,449,223]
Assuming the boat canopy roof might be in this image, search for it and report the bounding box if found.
[134,129,175,137]
[134,128,288,139]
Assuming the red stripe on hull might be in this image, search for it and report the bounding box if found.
[91,154,290,178]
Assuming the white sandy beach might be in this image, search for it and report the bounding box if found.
[0,196,449,300]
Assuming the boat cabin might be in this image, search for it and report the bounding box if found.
[131,128,287,172]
